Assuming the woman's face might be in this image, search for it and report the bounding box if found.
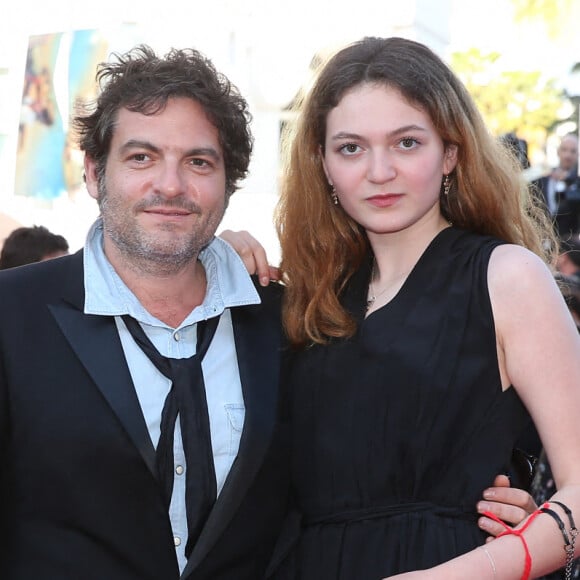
[321,83,457,236]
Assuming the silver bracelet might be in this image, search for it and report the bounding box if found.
[480,545,498,579]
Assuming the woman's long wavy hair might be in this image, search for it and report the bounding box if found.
[275,36,556,347]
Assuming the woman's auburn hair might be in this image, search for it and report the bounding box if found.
[275,36,557,348]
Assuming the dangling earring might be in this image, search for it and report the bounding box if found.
[330,185,339,206]
[443,174,451,197]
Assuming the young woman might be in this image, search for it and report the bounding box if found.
[227,36,580,579]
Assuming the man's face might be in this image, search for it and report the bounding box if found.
[558,135,579,172]
[84,97,227,272]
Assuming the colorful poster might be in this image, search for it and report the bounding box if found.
[15,30,109,201]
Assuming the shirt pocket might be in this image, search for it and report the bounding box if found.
[224,403,245,457]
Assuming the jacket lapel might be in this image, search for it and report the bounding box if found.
[182,294,282,576]
[48,251,157,477]
[52,256,282,574]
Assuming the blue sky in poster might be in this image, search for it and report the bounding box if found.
[15,29,109,201]
[15,33,66,200]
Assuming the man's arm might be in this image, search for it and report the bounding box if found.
[218,230,280,285]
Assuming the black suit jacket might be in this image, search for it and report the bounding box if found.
[0,250,289,580]
[532,173,580,238]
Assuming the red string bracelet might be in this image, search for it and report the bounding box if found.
[482,502,548,580]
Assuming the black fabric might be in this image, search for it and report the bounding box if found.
[269,228,531,579]
[532,174,580,240]
[122,314,220,557]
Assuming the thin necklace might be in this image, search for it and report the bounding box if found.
[366,261,387,310]
[366,261,410,311]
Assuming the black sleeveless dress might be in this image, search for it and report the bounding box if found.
[269,227,531,579]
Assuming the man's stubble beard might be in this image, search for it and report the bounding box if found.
[97,180,226,276]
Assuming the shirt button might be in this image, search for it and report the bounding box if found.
[173,332,181,341]
[175,465,184,475]
[174,536,181,547]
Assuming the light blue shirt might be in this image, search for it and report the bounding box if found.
[83,218,260,573]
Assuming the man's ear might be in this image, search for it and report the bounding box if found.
[84,156,100,201]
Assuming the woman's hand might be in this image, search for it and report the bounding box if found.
[218,229,280,285]
[476,474,537,541]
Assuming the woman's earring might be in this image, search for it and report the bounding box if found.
[331,185,339,206]
[443,174,451,197]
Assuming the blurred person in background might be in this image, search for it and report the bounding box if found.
[533,133,580,239]
[556,235,580,278]
[0,225,68,269]
[500,132,530,170]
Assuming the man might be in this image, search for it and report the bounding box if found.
[533,133,580,239]
[0,224,69,269]
[0,45,287,580]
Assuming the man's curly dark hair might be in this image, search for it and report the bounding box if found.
[73,44,253,198]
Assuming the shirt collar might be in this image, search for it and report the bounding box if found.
[83,218,260,328]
